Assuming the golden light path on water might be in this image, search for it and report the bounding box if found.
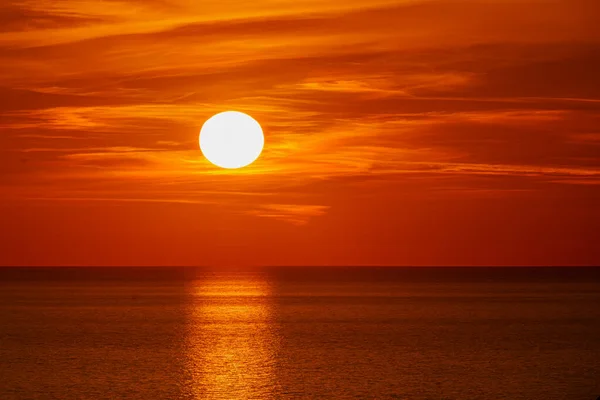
[184,272,278,399]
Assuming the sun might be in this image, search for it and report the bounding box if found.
[199,111,264,169]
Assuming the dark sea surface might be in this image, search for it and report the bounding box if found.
[1,267,599,400]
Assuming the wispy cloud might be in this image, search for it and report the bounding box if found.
[247,204,330,225]
[1,0,599,227]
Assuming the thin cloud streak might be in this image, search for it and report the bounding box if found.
[247,204,330,225]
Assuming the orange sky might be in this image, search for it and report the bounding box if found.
[1,0,599,266]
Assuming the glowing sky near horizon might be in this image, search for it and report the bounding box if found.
[1,0,599,266]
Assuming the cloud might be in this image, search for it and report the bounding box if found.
[1,0,599,226]
[247,204,330,225]
[0,3,106,33]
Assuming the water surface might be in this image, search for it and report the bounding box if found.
[1,267,599,399]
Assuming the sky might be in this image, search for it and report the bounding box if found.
[1,0,599,266]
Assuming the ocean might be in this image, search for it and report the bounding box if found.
[1,267,599,399]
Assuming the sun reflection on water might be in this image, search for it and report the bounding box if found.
[184,272,278,399]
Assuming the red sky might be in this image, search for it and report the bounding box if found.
[1,0,599,266]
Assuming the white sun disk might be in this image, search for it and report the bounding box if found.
[199,111,264,169]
